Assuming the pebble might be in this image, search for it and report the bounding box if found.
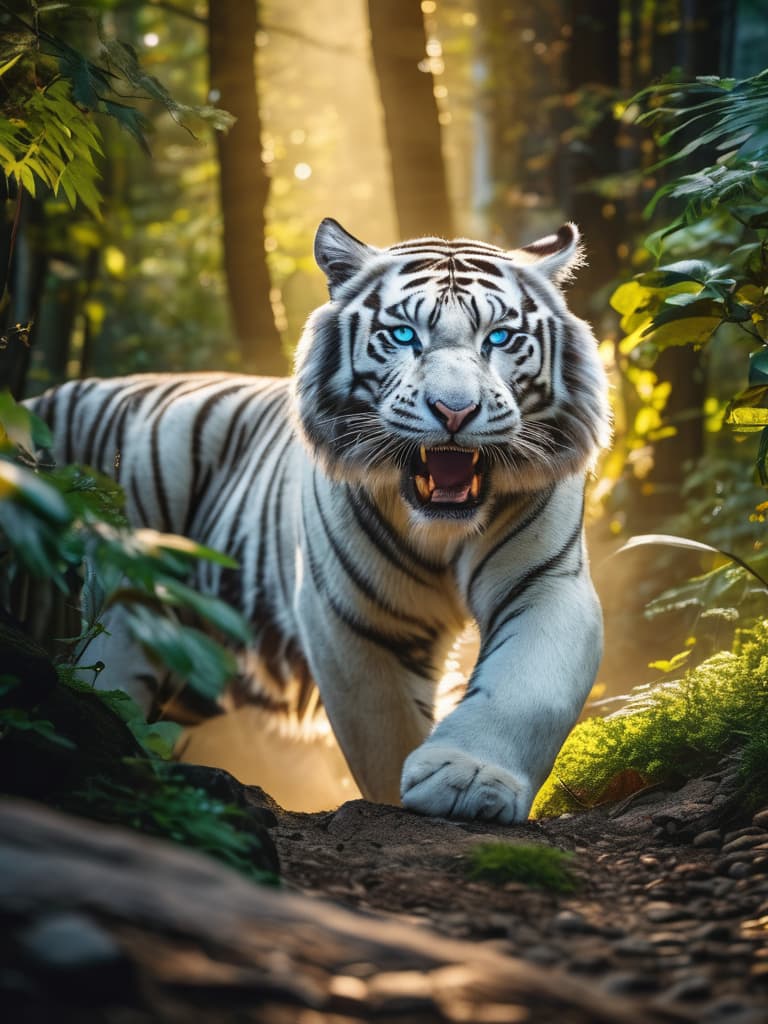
[602,970,659,994]
[723,827,764,844]
[650,930,686,946]
[569,950,613,973]
[663,973,712,1001]
[752,808,768,830]
[552,910,598,934]
[524,944,561,966]
[691,922,733,942]
[18,913,123,971]
[722,834,766,854]
[728,861,752,880]
[694,829,723,848]
[614,937,655,957]
[645,901,691,923]
[639,853,661,868]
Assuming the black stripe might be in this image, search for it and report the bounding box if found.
[148,379,211,532]
[64,379,100,463]
[259,428,295,610]
[219,386,274,465]
[468,485,555,599]
[194,388,288,543]
[302,496,435,677]
[483,504,584,645]
[184,381,250,535]
[464,258,505,277]
[129,475,152,525]
[312,471,437,633]
[270,450,293,609]
[345,486,431,585]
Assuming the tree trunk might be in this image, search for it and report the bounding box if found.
[561,0,624,319]
[0,189,46,398]
[208,0,286,375]
[367,0,453,239]
[638,0,738,523]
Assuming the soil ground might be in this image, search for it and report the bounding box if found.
[3,764,767,1023]
[272,769,768,1023]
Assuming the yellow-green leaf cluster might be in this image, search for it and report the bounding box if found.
[0,78,103,217]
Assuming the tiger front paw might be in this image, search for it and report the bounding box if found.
[400,744,532,823]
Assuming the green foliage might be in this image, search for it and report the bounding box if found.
[61,676,183,759]
[466,842,576,892]
[609,68,768,480]
[0,393,249,705]
[0,3,234,216]
[0,397,276,882]
[533,618,768,818]
[0,672,75,748]
[70,768,276,884]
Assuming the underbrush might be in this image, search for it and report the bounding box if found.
[533,620,768,817]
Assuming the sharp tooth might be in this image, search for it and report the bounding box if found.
[428,475,436,492]
[472,450,479,466]
[420,445,427,464]
[415,475,431,500]
[470,474,480,498]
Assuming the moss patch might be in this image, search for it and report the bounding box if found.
[533,620,768,817]
[466,842,576,892]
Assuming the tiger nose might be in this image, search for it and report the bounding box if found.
[428,399,480,433]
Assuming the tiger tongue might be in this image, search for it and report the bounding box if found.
[426,449,476,488]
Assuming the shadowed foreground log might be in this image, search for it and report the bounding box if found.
[0,799,660,1023]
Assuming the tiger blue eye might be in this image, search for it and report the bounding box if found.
[487,328,510,346]
[391,325,416,344]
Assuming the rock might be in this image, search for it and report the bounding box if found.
[722,834,765,854]
[14,911,135,1004]
[614,937,655,957]
[694,829,723,848]
[751,808,768,830]
[644,901,691,924]
[690,922,733,942]
[18,912,124,970]
[553,910,599,934]
[728,861,752,880]
[602,971,659,995]
[663,973,712,1001]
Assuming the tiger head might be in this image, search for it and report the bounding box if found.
[293,218,610,531]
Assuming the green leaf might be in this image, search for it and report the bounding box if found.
[0,708,76,749]
[637,259,714,287]
[749,349,768,385]
[158,578,252,645]
[0,459,71,525]
[124,605,236,701]
[133,528,239,569]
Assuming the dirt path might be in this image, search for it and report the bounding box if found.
[2,765,767,1023]
[273,772,768,1023]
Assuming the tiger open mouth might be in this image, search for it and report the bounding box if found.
[408,445,484,511]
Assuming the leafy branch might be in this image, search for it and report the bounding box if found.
[609,67,768,479]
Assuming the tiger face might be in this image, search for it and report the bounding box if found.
[294,219,610,530]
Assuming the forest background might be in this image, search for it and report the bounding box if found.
[2,0,768,818]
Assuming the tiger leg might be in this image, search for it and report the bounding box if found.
[400,572,602,822]
[296,597,436,804]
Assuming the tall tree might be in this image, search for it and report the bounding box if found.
[208,0,287,374]
[367,0,453,239]
[640,0,737,521]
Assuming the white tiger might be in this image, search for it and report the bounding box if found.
[30,218,610,822]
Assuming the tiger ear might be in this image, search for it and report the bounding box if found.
[315,218,379,297]
[508,223,585,285]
